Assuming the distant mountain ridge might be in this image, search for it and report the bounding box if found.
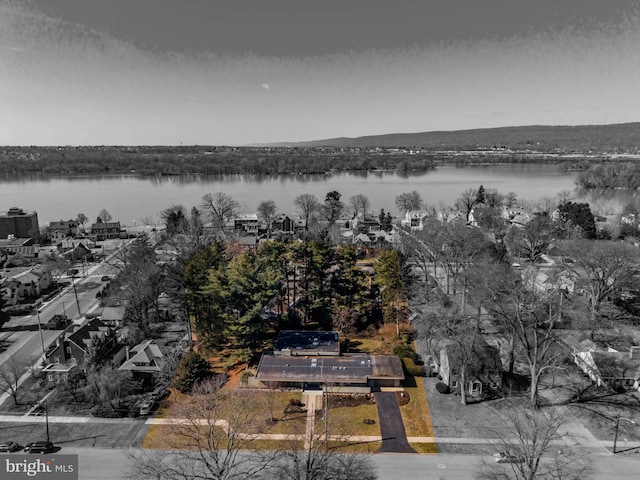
[271,123,640,152]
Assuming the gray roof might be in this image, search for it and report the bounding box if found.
[275,330,340,355]
[256,353,404,384]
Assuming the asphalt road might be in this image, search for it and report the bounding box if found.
[0,263,113,367]
[50,447,640,480]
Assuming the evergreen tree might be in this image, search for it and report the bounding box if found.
[172,350,211,393]
[475,184,486,204]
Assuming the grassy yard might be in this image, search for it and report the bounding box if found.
[345,338,382,354]
[398,376,438,453]
[315,401,380,437]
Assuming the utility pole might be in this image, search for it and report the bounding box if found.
[71,275,81,315]
[35,308,46,359]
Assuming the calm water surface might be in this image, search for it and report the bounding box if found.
[0,164,597,227]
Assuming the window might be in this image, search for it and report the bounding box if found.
[625,379,634,386]
[451,381,457,388]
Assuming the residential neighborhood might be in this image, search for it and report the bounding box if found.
[1,182,640,480]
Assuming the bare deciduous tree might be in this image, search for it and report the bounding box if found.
[294,194,320,230]
[348,194,370,218]
[128,378,278,480]
[455,188,478,223]
[98,208,112,223]
[559,239,639,340]
[475,266,562,408]
[201,192,240,231]
[267,392,378,480]
[76,212,88,231]
[395,190,423,213]
[476,406,594,480]
[0,354,30,405]
[257,200,277,238]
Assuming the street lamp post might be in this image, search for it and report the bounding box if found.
[613,413,637,453]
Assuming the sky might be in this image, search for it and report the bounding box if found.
[1,0,640,146]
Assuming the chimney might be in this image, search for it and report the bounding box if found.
[630,346,640,360]
[125,346,130,361]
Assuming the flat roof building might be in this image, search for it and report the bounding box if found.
[255,353,404,391]
[275,330,341,356]
[0,207,39,240]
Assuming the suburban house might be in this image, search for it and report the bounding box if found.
[254,330,405,392]
[233,214,259,235]
[118,339,164,382]
[49,219,79,242]
[2,265,53,298]
[439,336,503,397]
[62,242,93,262]
[271,214,302,234]
[90,221,122,241]
[401,210,430,230]
[0,278,23,306]
[350,213,380,234]
[574,346,640,391]
[521,265,576,294]
[44,318,119,371]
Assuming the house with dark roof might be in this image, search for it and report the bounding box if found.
[118,340,164,383]
[254,330,404,392]
[575,346,640,391]
[3,265,52,298]
[439,336,503,397]
[90,221,122,240]
[49,219,79,242]
[45,318,119,369]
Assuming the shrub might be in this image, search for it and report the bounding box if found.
[393,344,418,361]
[435,382,450,394]
[402,357,424,377]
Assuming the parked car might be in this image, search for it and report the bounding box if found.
[44,314,70,330]
[24,441,54,454]
[67,269,79,276]
[139,402,156,416]
[493,451,524,463]
[150,387,169,402]
[0,441,20,452]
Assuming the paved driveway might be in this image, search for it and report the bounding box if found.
[374,392,416,453]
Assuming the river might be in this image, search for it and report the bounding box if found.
[1,164,633,227]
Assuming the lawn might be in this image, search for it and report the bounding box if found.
[315,401,380,437]
[398,376,438,453]
[346,338,382,354]
[399,377,433,437]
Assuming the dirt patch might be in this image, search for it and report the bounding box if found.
[327,393,375,408]
[221,363,246,391]
[396,391,410,406]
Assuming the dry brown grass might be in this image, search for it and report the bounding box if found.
[315,402,380,437]
[400,377,435,438]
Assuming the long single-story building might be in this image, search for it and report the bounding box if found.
[255,353,404,392]
[254,330,404,392]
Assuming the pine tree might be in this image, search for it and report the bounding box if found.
[172,350,212,393]
[476,184,486,204]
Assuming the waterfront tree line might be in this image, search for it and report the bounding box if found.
[0,146,436,175]
[576,161,640,189]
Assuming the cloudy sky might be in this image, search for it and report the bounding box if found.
[2,0,639,145]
